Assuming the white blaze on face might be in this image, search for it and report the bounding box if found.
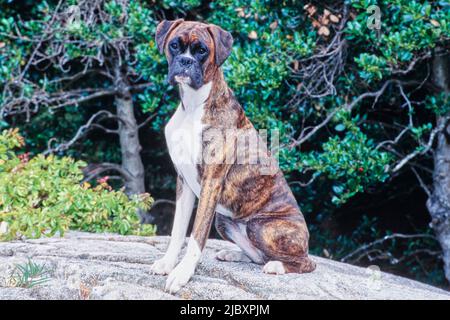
[174,48,195,85]
[180,47,194,59]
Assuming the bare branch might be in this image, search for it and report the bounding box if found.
[151,199,176,207]
[391,52,432,75]
[375,84,414,150]
[82,162,132,183]
[17,0,64,83]
[137,113,157,129]
[44,110,122,154]
[47,69,114,86]
[411,167,432,198]
[291,79,397,148]
[341,233,438,264]
[48,88,118,110]
[288,4,349,107]
[0,0,153,118]
[392,114,450,172]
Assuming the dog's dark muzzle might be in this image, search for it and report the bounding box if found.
[168,56,204,89]
[179,56,194,67]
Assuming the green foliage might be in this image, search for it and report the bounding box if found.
[0,17,28,86]
[224,44,289,127]
[347,0,449,82]
[303,128,391,205]
[0,129,155,241]
[355,53,389,81]
[9,259,52,288]
[425,92,450,116]
[160,0,202,12]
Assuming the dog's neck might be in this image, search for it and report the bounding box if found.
[179,82,212,111]
[178,69,229,111]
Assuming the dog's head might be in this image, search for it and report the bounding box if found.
[156,20,233,89]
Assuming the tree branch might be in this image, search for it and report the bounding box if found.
[392,114,450,172]
[45,110,122,154]
[82,162,132,183]
[341,233,438,264]
[291,79,397,148]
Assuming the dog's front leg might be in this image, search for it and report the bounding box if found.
[151,175,195,275]
[165,165,228,293]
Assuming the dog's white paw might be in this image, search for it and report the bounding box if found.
[216,249,251,262]
[263,261,286,275]
[150,257,176,275]
[165,262,194,294]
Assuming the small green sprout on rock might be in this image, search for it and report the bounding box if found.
[9,259,52,288]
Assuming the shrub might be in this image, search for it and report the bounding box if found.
[0,129,155,241]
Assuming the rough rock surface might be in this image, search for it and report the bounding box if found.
[0,231,448,300]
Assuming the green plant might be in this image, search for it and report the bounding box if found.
[9,259,52,288]
[0,129,155,241]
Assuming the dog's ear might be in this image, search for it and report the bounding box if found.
[155,19,184,54]
[207,24,233,67]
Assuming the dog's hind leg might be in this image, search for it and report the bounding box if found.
[216,249,251,262]
[214,214,265,264]
[246,215,316,274]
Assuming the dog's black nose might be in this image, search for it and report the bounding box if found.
[180,57,194,67]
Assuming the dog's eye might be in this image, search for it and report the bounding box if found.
[198,48,207,55]
[170,43,179,50]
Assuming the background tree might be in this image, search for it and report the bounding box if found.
[428,47,450,281]
[1,0,449,287]
[0,0,160,221]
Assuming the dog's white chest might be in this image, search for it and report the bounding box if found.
[165,102,204,190]
[165,82,232,217]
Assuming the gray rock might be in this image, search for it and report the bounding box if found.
[0,231,448,300]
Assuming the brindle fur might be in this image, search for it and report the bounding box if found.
[158,20,316,273]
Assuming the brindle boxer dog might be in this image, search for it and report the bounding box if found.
[151,19,316,293]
